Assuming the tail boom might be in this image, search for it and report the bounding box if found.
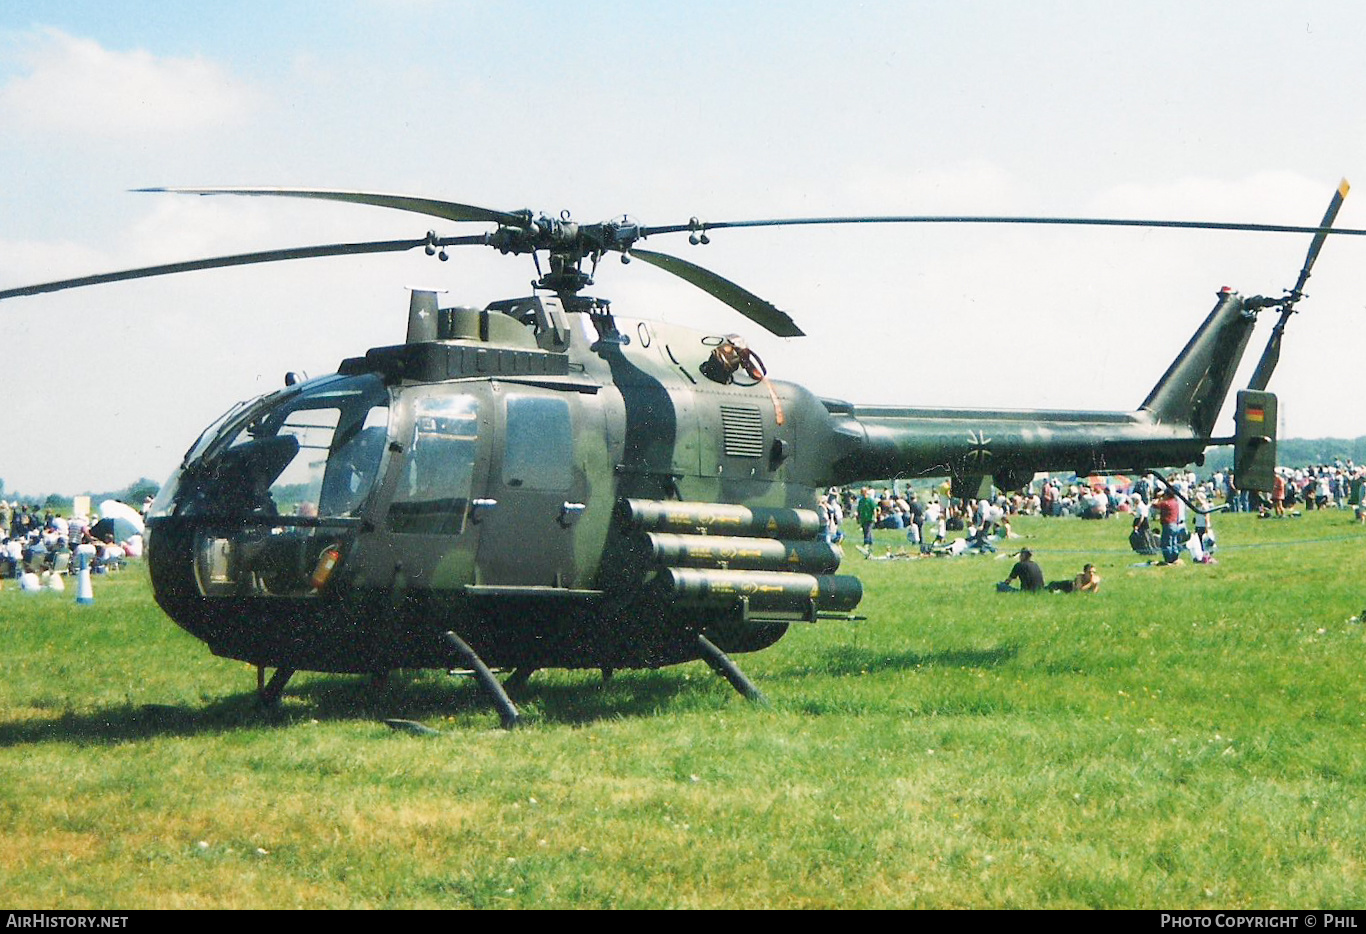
[827,407,1208,489]
[821,290,1259,488]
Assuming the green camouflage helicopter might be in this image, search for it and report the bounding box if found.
[1,182,1355,727]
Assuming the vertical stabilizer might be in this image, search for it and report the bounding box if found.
[1139,290,1257,437]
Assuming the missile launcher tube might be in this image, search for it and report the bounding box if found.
[623,499,822,540]
[663,567,863,613]
[646,532,843,574]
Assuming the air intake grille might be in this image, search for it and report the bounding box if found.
[720,404,765,458]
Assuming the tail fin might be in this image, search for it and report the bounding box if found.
[1140,289,1257,437]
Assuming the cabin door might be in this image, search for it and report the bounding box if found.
[372,386,490,590]
[474,387,589,588]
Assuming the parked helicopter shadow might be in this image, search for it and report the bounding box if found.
[0,695,282,747]
[294,668,707,727]
[0,669,716,746]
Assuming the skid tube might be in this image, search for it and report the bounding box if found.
[442,631,521,729]
[697,634,769,706]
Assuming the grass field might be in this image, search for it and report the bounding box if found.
[1,509,1363,908]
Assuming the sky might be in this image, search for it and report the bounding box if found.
[4,1,1366,496]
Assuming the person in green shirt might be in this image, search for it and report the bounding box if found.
[856,487,877,547]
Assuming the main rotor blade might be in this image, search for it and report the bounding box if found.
[642,214,1366,239]
[629,248,804,337]
[0,235,487,301]
[137,187,528,228]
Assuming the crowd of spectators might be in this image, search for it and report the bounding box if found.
[819,458,1366,562]
[0,499,144,592]
[821,483,1024,556]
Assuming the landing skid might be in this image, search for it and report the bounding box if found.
[442,631,521,729]
[696,634,768,705]
[256,666,295,707]
[253,638,760,722]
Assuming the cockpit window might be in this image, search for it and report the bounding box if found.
[267,406,341,511]
[180,374,390,519]
[318,407,389,516]
[389,393,480,535]
[182,396,256,469]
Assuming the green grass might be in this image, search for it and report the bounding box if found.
[1,510,1363,907]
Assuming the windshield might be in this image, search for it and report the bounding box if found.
[171,374,391,521]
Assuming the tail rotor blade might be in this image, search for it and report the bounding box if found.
[1288,178,1350,300]
[1247,329,1282,392]
[1246,179,1350,392]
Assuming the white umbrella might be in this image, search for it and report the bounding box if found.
[98,500,146,541]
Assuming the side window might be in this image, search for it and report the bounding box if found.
[389,395,480,534]
[269,406,341,513]
[318,405,389,517]
[503,395,572,491]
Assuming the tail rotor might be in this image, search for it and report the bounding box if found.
[1246,178,1350,391]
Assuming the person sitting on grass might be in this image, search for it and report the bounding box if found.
[1130,510,1160,556]
[18,568,41,593]
[998,549,1044,592]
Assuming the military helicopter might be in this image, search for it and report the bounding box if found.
[1,182,1356,727]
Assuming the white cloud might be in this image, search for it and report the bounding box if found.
[0,28,257,137]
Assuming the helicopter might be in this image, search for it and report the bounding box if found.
[1,182,1357,728]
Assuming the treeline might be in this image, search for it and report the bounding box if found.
[1198,437,1366,474]
[4,477,163,513]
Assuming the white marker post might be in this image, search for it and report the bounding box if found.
[75,551,94,606]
